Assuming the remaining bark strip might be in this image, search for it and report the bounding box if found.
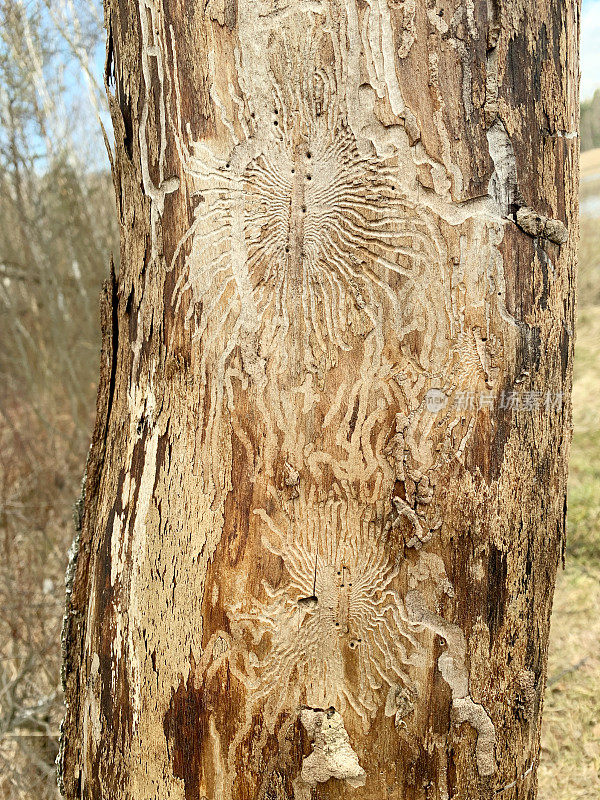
[60,1,578,799]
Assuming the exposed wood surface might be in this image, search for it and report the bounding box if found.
[60,1,579,798]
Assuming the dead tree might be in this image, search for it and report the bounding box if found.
[60,1,579,798]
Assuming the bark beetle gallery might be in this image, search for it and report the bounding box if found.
[60,1,578,799]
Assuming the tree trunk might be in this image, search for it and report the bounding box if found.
[60,1,579,798]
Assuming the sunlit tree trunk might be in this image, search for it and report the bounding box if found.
[60,1,578,798]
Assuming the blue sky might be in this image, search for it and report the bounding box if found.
[582,0,600,100]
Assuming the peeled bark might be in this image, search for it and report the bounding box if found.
[60,1,579,798]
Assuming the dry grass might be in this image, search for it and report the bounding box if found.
[539,568,600,798]
[581,149,600,220]
[581,147,600,180]
[0,404,77,800]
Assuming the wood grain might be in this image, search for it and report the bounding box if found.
[60,1,579,798]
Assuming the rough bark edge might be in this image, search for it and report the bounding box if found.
[57,259,119,796]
